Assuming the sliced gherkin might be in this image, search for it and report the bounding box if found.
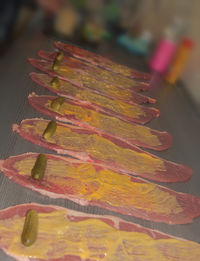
[21,209,38,247]
[52,52,64,70]
[50,96,65,111]
[56,51,64,61]
[50,77,60,88]
[42,121,57,140]
[52,59,60,71]
[31,154,47,180]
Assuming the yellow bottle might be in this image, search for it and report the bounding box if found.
[165,38,194,84]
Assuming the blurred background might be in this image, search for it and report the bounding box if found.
[0,0,199,111]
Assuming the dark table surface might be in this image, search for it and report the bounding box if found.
[0,22,200,260]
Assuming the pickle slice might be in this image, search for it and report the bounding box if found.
[42,121,57,140]
[52,59,60,71]
[52,52,64,70]
[50,97,65,111]
[31,154,47,180]
[21,209,38,247]
[50,77,60,88]
[56,51,64,62]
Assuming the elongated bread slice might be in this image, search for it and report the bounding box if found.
[28,93,172,151]
[0,153,199,224]
[38,49,150,93]
[12,119,192,183]
[30,72,159,124]
[55,41,151,81]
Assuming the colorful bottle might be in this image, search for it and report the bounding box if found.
[165,38,194,84]
[149,38,177,74]
[149,17,186,74]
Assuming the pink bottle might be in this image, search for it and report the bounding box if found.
[149,38,177,74]
[149,17,186,74]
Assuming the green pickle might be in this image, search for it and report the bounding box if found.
[42,121,57,140]
[52,58,61,71]
[52,52,63,71]
[50,96,65,111]
[21,209,38,247]
[50,77,60,88]
[31,154,47,180]
[56,51,64,61]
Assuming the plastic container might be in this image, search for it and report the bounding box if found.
[165,38,194,84]
[149,38,177,74]
[149,17,186,74]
